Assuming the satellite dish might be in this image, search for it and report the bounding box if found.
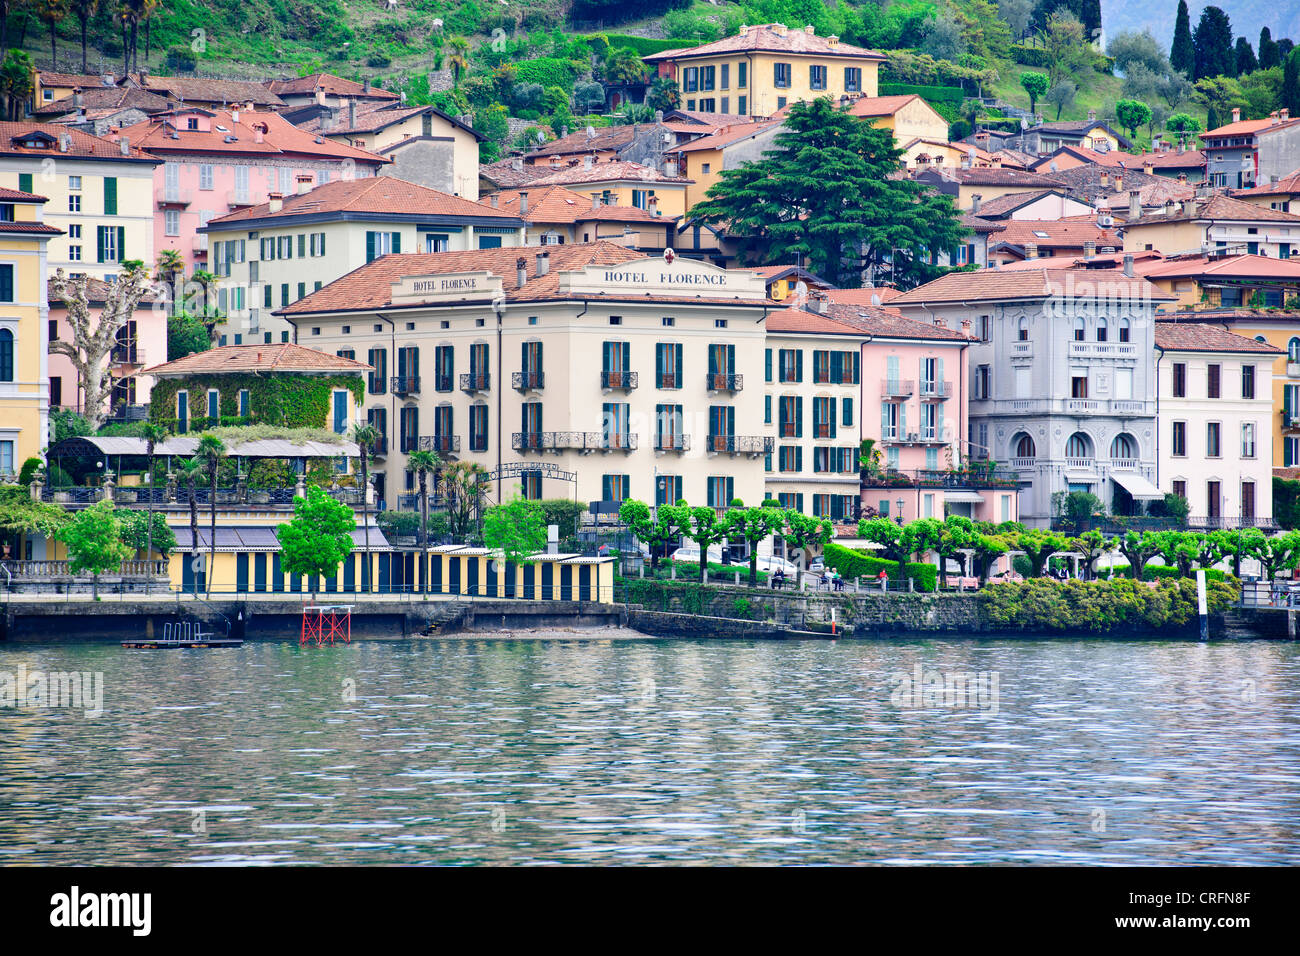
[535,130,545,143]
[871,294,881,306]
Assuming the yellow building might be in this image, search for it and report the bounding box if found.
[1138,254,1300,310]
[1122,193,1300,257]
[847,94,949,144]
[675,120,781,208]
[0,122,159,282]
[34,71,115,108]
[644,22,885,119]
[0,187,61,475]
[525,159,693,219]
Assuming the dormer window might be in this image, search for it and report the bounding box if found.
[186,117,199,130]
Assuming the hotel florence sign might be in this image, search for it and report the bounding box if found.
[390,271,503,304]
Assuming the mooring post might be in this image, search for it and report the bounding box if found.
[639,566,644,579]
[734,572,740,586]
[670,564,676,580]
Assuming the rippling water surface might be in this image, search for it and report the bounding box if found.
[2,634,1298,865]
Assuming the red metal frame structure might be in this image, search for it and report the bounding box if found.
[301,605,353,646]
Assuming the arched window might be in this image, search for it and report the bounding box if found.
[1096,317,1108,342]
[1017,317,1029,341]
[0,329,12,382]
[1065,432,1093,458]
[1013,433,1036,458]
[1073,317,1086,341]
[1289,337,1300,362]
[1110,433,1137,459]
[1119,318,1131,343]
[1256,335,1268,344]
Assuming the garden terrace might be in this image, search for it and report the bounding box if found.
[861,467,1024,489]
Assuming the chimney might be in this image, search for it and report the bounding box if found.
[1143,160,1153,176]
[535,252,550,276]
[72,91,82,108]
[970,193,982,214]
[828,35,839,48]
[1123,254,1134,277]
[490,193,498,208]
[363,78,370,93]
[268,192,284,213]
[1129,190,1141,220]
[254,126,264,144]
[1231,107,1241,124]
[296,174,312,195]
[232,109,240,124]
[1272,174,1280,185]
[119,136,130,156]
[583,154,593,169]
[1164,199,1174,217]
[648,195,659,216]
[1083,240,1096,257]
[991,154,1002,168]
[803,24,814,34]
[516,257,527,287]
[1087,109,1096,122]
[519,191,528,215]
[1283,109,1291,121]
[58,133,69,153]
[1114,173,1122,191]
[1186,199,1198,218]
[511,158,523,171]
[591,192,600,210]
[1099,170,1109,187]
[348,98,357,130]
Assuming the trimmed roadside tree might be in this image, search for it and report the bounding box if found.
[61,499,131,597]
[683,505,730,582]
[276,484,357,602]
[483,493,549,571]
[1020,71,1049,115]
[724,501,785,586]
[619,498,683,570]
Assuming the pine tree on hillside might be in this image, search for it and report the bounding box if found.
[1284,50,1300,117]
[1235,37,1257,76]
[1171,0,1194,77]
[1192,6,1235,80]
[1259,27,1280,70]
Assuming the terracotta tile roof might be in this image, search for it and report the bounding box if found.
[278,242,769,315]
[265,73,399,100]
[826,286,902,307]
[38,71,117,89]
[960,212,1007,234]
[525,125,640,158]
[1049,163,1195,206]
[890,267,1174,305]
[1153,321,1283,353]
[996,218,1122,248]
[0,186,47,201]
[1140,253,1300,281]
[750,264,833,286]
[1202,116,1300,139]
[206,176,521,227]
[766,307,872,336]
[847,94,922,117]
[528,160,692,186]
[1140,148,1206,168]
[1235,168,1300,196]
[128,74,284,108]
[1127,192,1300,226]
[644,23,885,61]
[479,160,558,189]
[902,137,1001,165]
[1031,119,1133,147]
[0,121,158,161]
[1160,307,1300,322]
[117,109,386,165]
[143,343,371,377]
[973,189,1063,218]
[920,166,1065,187]
[33,85,171,117]
[997,251,1167,272]
[821,302,968,340]
[675,119,780,153]
[482,185,662,225]
[0,220,62,235]
[664,110,762,127]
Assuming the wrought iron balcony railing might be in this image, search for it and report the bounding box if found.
[654,434,691,452]
[513,370,544,391]
[459,372,490,393]
[392,375,420,396]
[601,370,638,390]
[419,435,461,454]
[706,434,774,455]
[706,373,743,392]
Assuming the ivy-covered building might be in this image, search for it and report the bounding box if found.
[142,343,370,434]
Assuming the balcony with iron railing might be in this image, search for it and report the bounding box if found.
[366,435,388,457]
[460,372,490,393]
[657,372,680,389]
[654,433,691,453]
[881,379,915,397]
[433,373,454,392]
[419,435,461,455]
[510,432,637,453]
[706,373,743,392]
[156,187,193,207]
[919,381,952,399]
[861,466,1023,489]
[880,431,947,446]
[513,370,544,391]
[392,375,420,396]
[226,190,254,208]
[1283,409,1300,431]
[706,434,774,456]
[601,370,638,391]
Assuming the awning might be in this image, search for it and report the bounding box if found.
[1064,471,1098,483]
[943,490,987,504]
[173,525,390,551]
[1111,471,1165,500]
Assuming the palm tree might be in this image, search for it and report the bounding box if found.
[69,0,97,73]
[191,269,217,316]
[155,248,183,314]
[140,421,166,576]
[195,434,225,595]
[141,0,159,66]
[406,450,441,546]
[176,457,202,594]
[37,0,67,66]
[350,422,380,593]
[447,36,471,87]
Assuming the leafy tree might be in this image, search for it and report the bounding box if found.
[36,0,66,64]
[276,484,356,601]
[646,75,680,113]
[998,0,1033,39]
[782,510,833,568]
[619,498,682,570]
[858,517,910,576]
[476,103,509,163]
[51,407,92,443]
[682,504,729,582]
[140,421,166,562]
[175,457,202,589]
[724,502,784,586]
[1115,98,1153,138]
[406,449,441,545]
[0,50,34,121]
[572,80,606,114]
[1192,5,1235,81]
[1078,0,1102,40]
[1044,79,1076,120]
[350,422,380,591]
[167,310,213,360]
[1259,27,1280,70]
[1171,0,1194,76]
[483,494,548,568]
[1284,49,1300,116]
[195,434,225,594]
[969,533,1010,584]
[1012,528,1069,577]
[446,35,471,87]
[1165,111,1203,144]
[1068,529,1111,579]
[937,514,977,576]
[690,98,967,289]
[69,0,98,73]
[1117,530,1161,579]
[61,499,130,597]
[1195,76,1249,128]
[0,485,68,539]
[921,10,966,60]
[1235,37,1257,76]
[1042,10,1089,87]
[1249,530,1300,580]
[1020,70,1049,115]
[117,508,175,556]
[443,461,488,539]
[601,46,647,86]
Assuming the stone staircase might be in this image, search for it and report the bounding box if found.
[420,602,471,635]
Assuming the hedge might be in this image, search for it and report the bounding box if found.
[593,34,694,57]
[1009,45,1051,68]
[878,82,966,107]
[977,577,1239,632]
[1142,565,1228,583]
[823,542,937,592]
[515,57,581,91]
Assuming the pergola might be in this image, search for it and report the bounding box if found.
[45,436,361,484]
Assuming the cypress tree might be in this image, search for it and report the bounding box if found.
[1281,39,1296,60]
[1206,104,1221,132]
[1171,0,1194,77]
[1284,49,1300,117]
[1259,27,1279,70]
[1235,37,1257,76]
[1192,6,1235,80]
[1079,0,1102,40]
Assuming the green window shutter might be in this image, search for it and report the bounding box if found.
[726,477,734,504]
[726,344,735,373]
[263,284,272,307]
[366,232,376,262]
[795,447,802,472]
[117,226,125,260]
[96,226,105,262]
[765,348,772,382]
[829,399,837,438]
[936,403,944,443]
[602,475,612,501]
[795,397,803,438]
[298,234,306,257]
[708,346,717,376]
[764,394,771,424]
[796,349,803,382]
[675,345,682,384]
[621,342,629,372]
[391,232,401,253]
[18,173,31,193]
[842,396,853,426]
[0,264,12,302]
[655,343,663,381]
[937,357,945,393]
[853,352,860,383]
[320,233,326,255]
[104,177,117,215]
[830,351,842,383]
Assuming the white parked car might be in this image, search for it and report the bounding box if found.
[671,545,722,564]
[755,554,800,575]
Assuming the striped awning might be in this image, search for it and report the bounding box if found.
[172,525,389,551]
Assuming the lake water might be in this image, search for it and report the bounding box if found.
[2,632,1298,865]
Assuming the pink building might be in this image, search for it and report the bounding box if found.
[115,107,388,277]
[48,277,163,418]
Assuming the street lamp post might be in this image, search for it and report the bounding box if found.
[895,497,905,526]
